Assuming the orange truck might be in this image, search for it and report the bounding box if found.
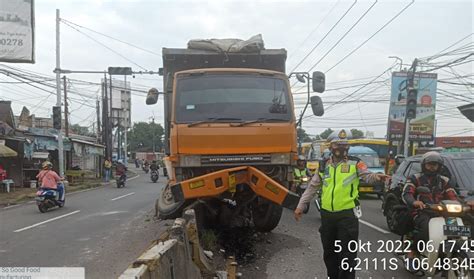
[146,41,325,231]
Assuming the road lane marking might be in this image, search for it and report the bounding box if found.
[14,210,81,232]
[3,204,22,209]
[359,219,391,234]
[111,192,135,201]
[127,174,140,181]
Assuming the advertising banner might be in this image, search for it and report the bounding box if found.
[0,0,35,63]
[387,72,437,141]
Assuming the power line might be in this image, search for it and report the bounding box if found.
[419,33,474,61]
[305,0,378,73]
[288,0,358,74]
[288,0,340,60]
[324,0,415,73]
[61,20,148,71]
[60,18,162,57]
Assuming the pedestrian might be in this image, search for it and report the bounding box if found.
[294,129,389,279]
[104,158,112,182]
[135,158,140,168]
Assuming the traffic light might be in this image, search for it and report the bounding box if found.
[53,106,61,130]
[108,67,132,75]
[406,88,418,119]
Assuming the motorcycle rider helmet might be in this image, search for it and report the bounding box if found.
[297,155,306,167]
[42,161,52,170]
[421,151,444,176]
[326,129,352,158]
[117,159,124,165]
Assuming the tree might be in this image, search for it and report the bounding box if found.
[319,128,334,140]
[351,129,364,139]
[70,124,94,137]
[297,128,313,142]
[128,121,165,152]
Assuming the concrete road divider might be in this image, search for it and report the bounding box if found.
[119,209,213,279]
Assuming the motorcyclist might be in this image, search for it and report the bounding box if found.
[401,151,474,264]
[150,160,159,172]
[292,155,310,192]
[294,129,388,279]
[116,159,128,179]
[36,161,64,201]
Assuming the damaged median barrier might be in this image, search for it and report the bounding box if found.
[119,209,213,279]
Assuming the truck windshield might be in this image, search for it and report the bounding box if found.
[175,74,292,123]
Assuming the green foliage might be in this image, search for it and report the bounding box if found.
[319,128,334,139]
[70,124,94,137]
[297,128,312,142]
[128,122,164,152]
[350,129,364,139]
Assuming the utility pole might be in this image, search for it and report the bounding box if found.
[63,76,69,137]
[103,75,107,154]
[96,99,101,139]
[403,59,418,157]
[63,75,71,170]
[109,74,113,160]
[124,75,128,163]
[55,9,64,176]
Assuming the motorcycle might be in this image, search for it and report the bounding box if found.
[116,174,127,188]
[151,170,159,183]
[142,165,150,174]
[35,182,65,213]
[401,188,472,278]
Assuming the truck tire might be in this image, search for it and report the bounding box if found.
[252,199,283,232]
[156,184,185,219]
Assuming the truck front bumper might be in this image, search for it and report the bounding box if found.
[170,166,300,210]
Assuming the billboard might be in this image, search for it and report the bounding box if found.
[387,72,437,141]
[110,79,131,128]
[0,0,35,63]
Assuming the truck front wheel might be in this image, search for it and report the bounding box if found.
[252,198,283,232]
[156,183,185,219]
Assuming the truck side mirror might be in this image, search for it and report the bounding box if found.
[146,88,159,105]
[310,96,324,116]
[312,71,325,93]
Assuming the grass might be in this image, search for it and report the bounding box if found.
[200,229,218,251]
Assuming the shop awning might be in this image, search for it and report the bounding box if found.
[0,145,17,157]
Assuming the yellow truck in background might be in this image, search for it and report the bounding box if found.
[146,37,325,231]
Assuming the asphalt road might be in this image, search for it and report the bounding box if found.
[240,194,419,279]
[0,168,171,279]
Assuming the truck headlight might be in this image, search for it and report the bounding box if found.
[271,153,290,164]
[180,155,201,167]
[446,204,462,213]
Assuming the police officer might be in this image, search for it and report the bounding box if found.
[294,129,388,279]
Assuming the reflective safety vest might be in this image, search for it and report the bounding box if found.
[319,160,359,212]
[294,168,307,182]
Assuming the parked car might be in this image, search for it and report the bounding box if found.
[382,151,474,234]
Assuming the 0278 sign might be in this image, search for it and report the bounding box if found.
[0,38,24,46]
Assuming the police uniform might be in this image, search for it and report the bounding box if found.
[297,132,379,279]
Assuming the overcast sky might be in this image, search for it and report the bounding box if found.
[1,0,472,138]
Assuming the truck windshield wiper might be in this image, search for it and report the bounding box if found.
[187,117,243,127]
[231,118,288,127]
